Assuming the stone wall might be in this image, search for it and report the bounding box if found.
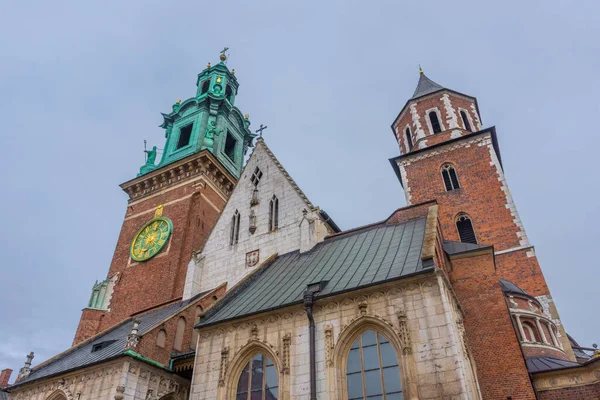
[183,140,332,299]
[9,358,188,400]
[190,273,481,400]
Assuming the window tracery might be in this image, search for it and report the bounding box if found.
[441,164,460,191]
[456,214,477,244]
[235,353,279,400]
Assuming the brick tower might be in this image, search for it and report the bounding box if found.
[74,52,256,345]
[389,69,575,358]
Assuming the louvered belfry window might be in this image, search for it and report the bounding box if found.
[429,111,442,134]
[456,214,477,244]
[404,127,413,151]
[460,110,472,131]
[441,164,460,191]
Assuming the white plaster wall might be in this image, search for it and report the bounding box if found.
[183,140,330,299]
[191,275,480,400]
[10,359,188,400]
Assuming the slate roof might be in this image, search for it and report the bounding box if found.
[200,217,430,327]
[412,73,445,99]
[14,291,210,387]
[526,356,581,373]
[499,278,530,296]
[442,240,490,256]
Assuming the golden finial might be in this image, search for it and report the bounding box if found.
[419,64,423,75]
[154,204,163,218]
[176,99,181,104]
[245,114,249,119]
[231,69,235,75]
[219,47,229,62]
[207,62,211,68]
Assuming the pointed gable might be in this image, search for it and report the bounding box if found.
[183,138,338,299]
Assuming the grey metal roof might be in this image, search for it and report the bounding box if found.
[0,389,9,400]
[499,278,529,296]
[526,356,580,373]
[412,73,445,99]
[200,218,430,327]
[442,240,490,256]
[15,291,209,386]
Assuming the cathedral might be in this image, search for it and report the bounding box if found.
[2,52,599,400]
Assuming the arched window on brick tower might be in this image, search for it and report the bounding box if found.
[522,321,539,343]
[428,111,442,134]
[174,317,186,351]
[404,127,413,152]
[456,214,477,244]
[460,110,472,132]
[441,164,460,191]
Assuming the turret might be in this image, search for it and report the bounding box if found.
[139,50,256,178]
[391,68,483,154]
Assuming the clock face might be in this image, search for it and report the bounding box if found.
[130,217,173,262]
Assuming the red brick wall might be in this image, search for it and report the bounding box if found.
[73,309,105,346]
[449,252,536,399]
[385,201,435,224]
[134,285,226,365]
[537,382,600,400]
[0,369,12,388]
[73,174,229,345]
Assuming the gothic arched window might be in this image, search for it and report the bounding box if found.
[460,110,472,131]
[230,210,240,245]
[269,196,279,232]
[428,111,442,134]
[441,164,460,191]
[522,321,538,343]
[201,79,210,94]
[404,127,413,151]
[190,305,202,350]
[456,214,477,244]
[346,330,402,400]
[236,353,279,400]
[174,317,186,351]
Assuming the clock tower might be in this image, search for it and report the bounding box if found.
[73,52,256,345]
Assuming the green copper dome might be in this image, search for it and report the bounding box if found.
[139,54,256,178]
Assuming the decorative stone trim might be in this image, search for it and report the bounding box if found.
[282,333,291,374]
[533,358,600,391]
[218,346,229,387]
[324,324,334,368]
[397,309,412,355]
[120,150,235,202]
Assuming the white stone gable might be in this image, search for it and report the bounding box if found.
[183,139,332,299]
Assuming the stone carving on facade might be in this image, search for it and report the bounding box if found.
[397,309,412,355]
[126,319,141,348]
[219,346,230,387]
[282,333,291,374]
[246,249,260,267]
[114,385,125,400]
[250,324,259,340]
[324,324,334,367]
[358,302,368,316]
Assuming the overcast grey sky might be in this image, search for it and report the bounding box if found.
[1,0,598,379]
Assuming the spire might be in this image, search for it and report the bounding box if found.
[411,69,445,99]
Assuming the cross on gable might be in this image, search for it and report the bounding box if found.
[256,124,268,137]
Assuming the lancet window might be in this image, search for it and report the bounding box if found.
[269,195,279,232]
[346,330,402,400]
[460,110,472,131]
[441,164,460,191]
[456,214,477,244]
[404,127,413,151]
[235,353,279,400]
[230,210,241,245]
[428,111,442,134]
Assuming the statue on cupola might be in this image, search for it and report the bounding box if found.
[138,48,257,178]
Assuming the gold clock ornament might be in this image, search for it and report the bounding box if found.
[130,206,173,262]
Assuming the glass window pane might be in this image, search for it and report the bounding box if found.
[365,370,383,396]
[362,345,379,370]
[266,356,274,367]
[237,362,250,394]
[250,390,263,400]
[351,339,360,349]
[236,393,248,400]
[362,330,377,346]
[265,387,278,400]
[378,334,389,344]
[251,357,264,390]
[367,396,383,400]
[380,343,398,367]
[265,365,278,389]
[386,392,403,400]
[347,348,361,373]
[347,372,363,399]
[383,366,402,393]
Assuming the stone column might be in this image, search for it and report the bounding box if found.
[515,315,527,342]
[535,318,549,345]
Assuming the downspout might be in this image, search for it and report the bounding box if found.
[303,289,317,400]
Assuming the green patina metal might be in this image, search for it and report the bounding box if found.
[123,349,170,371]
[139,55,256,178]
[87,278,111,310]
